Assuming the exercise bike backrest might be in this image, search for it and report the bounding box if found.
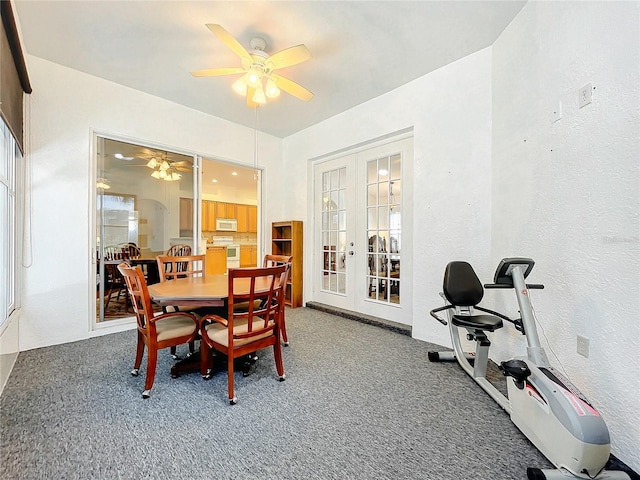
[442,261,485,307]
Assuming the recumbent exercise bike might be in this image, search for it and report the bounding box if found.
[429,257,629,480]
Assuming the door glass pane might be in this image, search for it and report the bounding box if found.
[366,155,401,305]
[96,138,194,322]
[321,166,346,294]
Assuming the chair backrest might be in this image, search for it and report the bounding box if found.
[226,265,287,339]
[120,242,141,259]
[156,254,205,282]
[166,244,192,256]
[263,254,292,268]
[103,245,125,260]
[263,254,291,301]
[117,262,154,331]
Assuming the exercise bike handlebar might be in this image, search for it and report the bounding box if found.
[430,305,452,325]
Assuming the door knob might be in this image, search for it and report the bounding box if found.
[348,251,355,256]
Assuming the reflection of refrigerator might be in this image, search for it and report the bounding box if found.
[103,209,138,246]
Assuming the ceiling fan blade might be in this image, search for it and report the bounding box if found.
[267,44,311,70]
[206,24,252,70]
[271,74,314,101]
[191,67,245,77]
[176,167,192,173]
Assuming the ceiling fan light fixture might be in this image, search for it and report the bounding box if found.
[252,84,267,105]
[151,170,162,179]
[170,172,181,181]
[265,77,280,98]
[159,160,170,171]
[246,67,262,88]
[146,158,159,169]
[232,75,248,96]
[97,178,110,190]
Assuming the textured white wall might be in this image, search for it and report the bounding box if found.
[20,56,282,350]
[491,1,639,470]
[284,48,494,347]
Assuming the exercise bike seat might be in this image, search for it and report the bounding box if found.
[451,314,503,332]
[444,261,504,332]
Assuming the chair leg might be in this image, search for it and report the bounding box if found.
[274,334,286,381]
[280,308,289,346]
[132,332,144,376]
[200,341,213,379]
[143,347,158,399]
[227,354,237,405]
[170,345,178,359]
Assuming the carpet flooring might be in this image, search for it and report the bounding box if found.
[2,307,557,479]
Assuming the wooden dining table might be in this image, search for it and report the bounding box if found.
[146,274,276,377]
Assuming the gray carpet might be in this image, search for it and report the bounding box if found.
[1,307,551,479]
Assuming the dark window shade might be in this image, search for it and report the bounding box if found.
[1,1,32,153]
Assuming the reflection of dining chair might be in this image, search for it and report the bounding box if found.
[156,254,206,358]
[117,263,199,399]
[102,245,127,308]
[263,254,292,346]
[166,244,191,257]
[120,242,141,259]
[368,235,388,297]
[199,265,287,404]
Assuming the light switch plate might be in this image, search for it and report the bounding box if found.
[577,335,590,358]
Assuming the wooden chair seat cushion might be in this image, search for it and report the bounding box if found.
[204,318,275,348]
[152,314,199,342]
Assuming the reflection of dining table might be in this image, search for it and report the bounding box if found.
[128,256,160,285]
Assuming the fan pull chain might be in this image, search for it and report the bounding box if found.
[253,106,259,181]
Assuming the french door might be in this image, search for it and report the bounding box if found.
[313,136,413,324]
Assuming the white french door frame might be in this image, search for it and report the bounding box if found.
[310,132,414,325]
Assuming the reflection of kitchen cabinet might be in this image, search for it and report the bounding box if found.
[248,205,257,233]
[240,245,257,267]
[216,202,236,220]
[202,200,216,231]
[236,204,258,233]
[206,246,227,275]
[272,221,303,308]
[237,204,248,233]
[179,197,193,236]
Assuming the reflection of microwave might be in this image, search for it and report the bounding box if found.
[216,218,237,231]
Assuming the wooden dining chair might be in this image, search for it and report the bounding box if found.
[156,254,205,282]
[156,254,206,358]
[117,263,199,399]
[263,254,292,346]
[166,244,192,256]
[199,265,288,405]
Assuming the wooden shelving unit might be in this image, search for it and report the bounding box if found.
[272,220,303,308]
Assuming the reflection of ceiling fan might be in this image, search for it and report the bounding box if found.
[122,151,192,182]
[191,24,313,107]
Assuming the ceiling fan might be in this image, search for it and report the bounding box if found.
[191,24,314,107]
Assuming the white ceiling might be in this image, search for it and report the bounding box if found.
[14,0,526,138]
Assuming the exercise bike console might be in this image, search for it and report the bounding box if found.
[428,258,629,480]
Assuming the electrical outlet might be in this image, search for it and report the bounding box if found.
[577,335,590,358]
[579,83,593,108]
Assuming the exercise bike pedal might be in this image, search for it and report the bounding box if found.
[499,359,531,389]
